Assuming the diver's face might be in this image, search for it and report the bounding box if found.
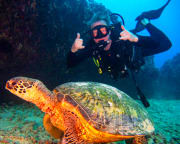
[91,20,111,43]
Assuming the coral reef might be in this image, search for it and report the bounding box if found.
[0,0,39,68]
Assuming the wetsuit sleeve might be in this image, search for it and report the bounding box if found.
[67,45,91,68]
[135,23,172,57]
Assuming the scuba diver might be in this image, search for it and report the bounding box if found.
[67,12,172,107]
[67,12,171,76]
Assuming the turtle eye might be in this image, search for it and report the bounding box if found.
[92,29,98,37]
[12,82,17,86]
[100,27,107,35]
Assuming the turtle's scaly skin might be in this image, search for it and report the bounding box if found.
[6,77,154,144]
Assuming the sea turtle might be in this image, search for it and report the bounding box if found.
[5,77,154,144]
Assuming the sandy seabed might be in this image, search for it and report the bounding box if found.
[0,99,179,144]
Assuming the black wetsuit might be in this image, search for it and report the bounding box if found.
[67,23,172,79]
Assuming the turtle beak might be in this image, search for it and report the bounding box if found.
[6,81,12,90]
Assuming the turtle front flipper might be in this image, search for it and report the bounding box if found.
[62,126,86,144]
[132,136,147,144]
[43,114,64,139]
[125,136,147,144]
[62,110,87,144]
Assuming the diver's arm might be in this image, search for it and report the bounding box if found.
[135,23,172,57]
[67,33,91,68]
[67,44,91,68]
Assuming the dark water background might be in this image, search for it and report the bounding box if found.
[0,0,179,104]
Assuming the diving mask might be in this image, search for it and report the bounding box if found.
[91,25,110,39]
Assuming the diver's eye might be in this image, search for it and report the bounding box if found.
[93,29,98,37]
[12,82,17,86]
[100,27,107,35]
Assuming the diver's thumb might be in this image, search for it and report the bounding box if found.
[121,25,125,31]
[76,33,80,39]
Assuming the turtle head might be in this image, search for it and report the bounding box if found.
[6,77,44,102]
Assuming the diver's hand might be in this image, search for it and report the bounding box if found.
[71,33,85,53]
[119,25,138,42]
[141,18,150,26]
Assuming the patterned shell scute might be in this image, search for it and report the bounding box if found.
[54,82,154,136]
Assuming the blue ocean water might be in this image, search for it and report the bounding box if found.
[95,0,180,68]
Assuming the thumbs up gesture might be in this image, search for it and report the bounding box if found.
[71,33,85,53]
[119,25,139,42]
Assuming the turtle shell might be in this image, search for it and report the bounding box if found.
[54,82,154,136]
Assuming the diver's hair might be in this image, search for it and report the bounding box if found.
[87,11,111,27]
